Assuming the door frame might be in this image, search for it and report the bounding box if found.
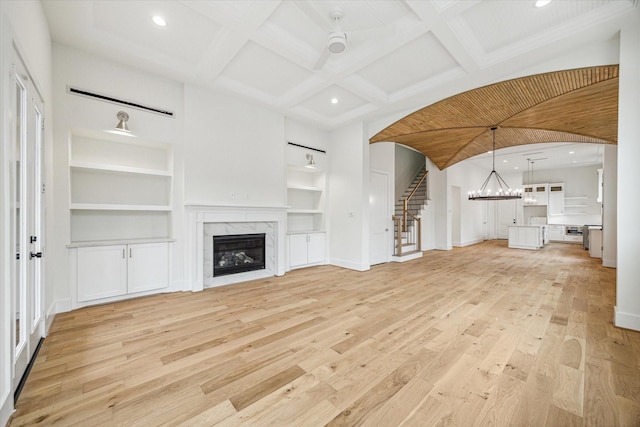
[8,40,46,396]
[369,169,392,265]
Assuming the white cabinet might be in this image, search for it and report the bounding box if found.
[548,183,564,216]
[128,242,170,293]
[77,245,128,302]
[533,184,548,205]
[589,227,602,258]
[508,225,545,250]
[548,225,564,242]
[76,242,169,305]
[289,233,325,269]
[69,129,173,243]
[523,184,548,206]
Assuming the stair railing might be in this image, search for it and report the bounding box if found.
[393,169,427,256]
[392,211,421,257]
[402,170,428,232]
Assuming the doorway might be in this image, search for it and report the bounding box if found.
[452,186,461,246]
[9,45,45,396]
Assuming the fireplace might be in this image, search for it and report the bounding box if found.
[213,233,266,277]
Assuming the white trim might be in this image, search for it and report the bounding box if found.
[614,306,640,332]
[329,258,370,272]
[602,258,617,268]
[0,391,12,427]
[186,205,287,291]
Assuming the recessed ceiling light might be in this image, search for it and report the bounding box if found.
[487,151,492,154]
[503,160,508,163]
[534,0,551,7]
[569,151,575,154]
[514,166,519,170]
[152,15,167,27]
[331,98,338,104]
[572,160,577,163]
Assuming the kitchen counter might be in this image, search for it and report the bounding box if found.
[508,225,547,250]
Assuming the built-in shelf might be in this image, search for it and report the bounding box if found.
[564,204,588,208]
[286,162,325,234]
[70,204,172,211]
[287,184,323,192]
[565,196,588,200]
[69,130,173,244]
[287,209,323,214]
[70,161,172,177]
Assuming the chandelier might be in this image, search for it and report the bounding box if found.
[468,127,522,201]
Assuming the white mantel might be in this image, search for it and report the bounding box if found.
[185,204,287,291]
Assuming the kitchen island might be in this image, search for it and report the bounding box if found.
[508,225,547,250]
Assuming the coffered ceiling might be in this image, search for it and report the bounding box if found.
[42,0,638,132]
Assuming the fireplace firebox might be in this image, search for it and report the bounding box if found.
[213,233,266,277]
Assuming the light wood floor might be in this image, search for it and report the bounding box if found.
[10,240,640,426]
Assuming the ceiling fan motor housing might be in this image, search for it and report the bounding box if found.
[327,31,347,53]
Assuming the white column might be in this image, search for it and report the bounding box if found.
[602,145,616,268]
[615,22,640,331]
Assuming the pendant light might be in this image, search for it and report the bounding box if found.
[524,158,537,205]
[468,127,522,201]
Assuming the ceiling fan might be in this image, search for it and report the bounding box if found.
[313,8,348,71]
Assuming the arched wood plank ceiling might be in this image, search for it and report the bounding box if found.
[369,65,618,170]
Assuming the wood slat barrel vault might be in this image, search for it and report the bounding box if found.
[369,65,619,170]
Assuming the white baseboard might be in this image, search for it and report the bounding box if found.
[460,239,483,248]
[329,258,370,272]
[1,390,13,427]
[614,306,640,332]
[45,298,71,334]
[602,258,617,268]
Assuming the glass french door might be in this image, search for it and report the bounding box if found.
[10,47,45,392]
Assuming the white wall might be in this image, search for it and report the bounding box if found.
[370,142,396,257]
[184,83,285,206]
[615,22,640,332]
[524,164,603,226]
[329,123,369,271]
[394,145,425,201]
[1,1,53,425]
[447,162,496,246]
[51,44,185,305]
[285,118,329,152]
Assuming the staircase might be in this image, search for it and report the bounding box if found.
[392,167,428,262]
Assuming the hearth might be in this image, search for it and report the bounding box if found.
[213,233,266,277]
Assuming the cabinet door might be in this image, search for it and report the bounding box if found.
[77,245,127,302]
[289,234,309,268]
[128,242,170,293]
[307,233,325,265]
[548,185,564,215]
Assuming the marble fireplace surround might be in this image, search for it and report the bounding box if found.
[186,204,287,291]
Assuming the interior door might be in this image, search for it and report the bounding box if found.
[496,199,519,239]
[11,48,45,392]
[369,171,390,265]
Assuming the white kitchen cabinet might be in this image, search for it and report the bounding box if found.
[548,225,564,242]
[75,242,170,305]
[508,225,545,250]
[523,183,548,206]
[289,232,325,269]
[533,184,548,205]
[589,227,602,258]
[548,183,564,215]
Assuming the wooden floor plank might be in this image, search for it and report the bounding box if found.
[8,240,640,426]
